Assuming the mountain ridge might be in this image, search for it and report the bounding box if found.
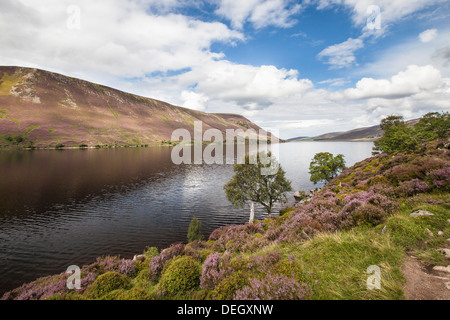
[0,66,268,148]
[289,118,420,142]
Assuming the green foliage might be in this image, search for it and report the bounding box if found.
[55,143,64,149]
[143,246,159,259]
[86,271,130,299]
[353,203,387,226]
[373,112,449,154]
[415,112,450,141]
[309,152,346,185]
[116,288,150,300]
[373,115,418,154]
[159,256,201,295]
[187,216,203,242]
[213,271,249,300]
[224,152,292,214]
[4,134,24,145]
[280,207,295,216]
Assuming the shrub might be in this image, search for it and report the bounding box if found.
[200,253,231,290]
[213,271,249,300]
[117,287,151,300]
[233,274,312,300]
[143,246,159,259]
[149,243,186,281]
[431,167,450,190]
[86,272,130,299]
[118,259,137,277]
[353,203,387,226]
[368,175,389,186]
[188,216,203,242]
[159,256,201,295]
[396,179,430,196]
[45,292,87,300]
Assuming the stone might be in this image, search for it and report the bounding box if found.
[426,228,434,237]
[433,265,450,273]
[133,254,146,262]
[381,225,387,234]
[410,210,434,218]
[438,231,444,236]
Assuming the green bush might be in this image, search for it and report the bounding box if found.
[86,271,131,299]
[143,246,159,259]
[117,287,151,300]
[159,256,201,295]
[353,204,387,226]
[45,292,87,300]
[213,271,249,300]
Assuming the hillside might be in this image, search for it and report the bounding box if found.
[0,66,268,148]
[2,131,449,300]
[289,119,421,142]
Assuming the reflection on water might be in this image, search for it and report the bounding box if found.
[0,142,373,294]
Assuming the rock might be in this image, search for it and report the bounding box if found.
[437,248,450,259]
[433,265,450,273]
[438,231,444,236]
[410,210,434,218]
[426,228,434,237]
[381,225,387,234]
[447,219,450,225]
[293,191,308,201]
[133,254,146,262]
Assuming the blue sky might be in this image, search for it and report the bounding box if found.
[1,0,450,138]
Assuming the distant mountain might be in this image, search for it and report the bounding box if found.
[285,136,309,141]
[288,119,420,142]
[312,124,383,141]
[0,66,269,148]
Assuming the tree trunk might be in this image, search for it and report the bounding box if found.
[249,201,254,223]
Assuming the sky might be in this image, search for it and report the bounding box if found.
[1,0,450,139]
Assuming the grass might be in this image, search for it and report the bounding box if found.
[109,108,119,120]
[280,228,405,300]
[0,72,21,95]
[275,194,450,300]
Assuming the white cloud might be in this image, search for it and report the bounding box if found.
[0,0,243,79]
[178,60,313,110]
[215,0,302,29]
[318,78,350,87]
[341,65,443,99]
[317,38,364,69]
[181,90,209,111]
[316,0,442,27]
[419,28,438,43]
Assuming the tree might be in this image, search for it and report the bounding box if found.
[224,152,292,220]
[187,216,203,242]
[415,111,449,141]
[372,115,417,154]
[309,152,346,185]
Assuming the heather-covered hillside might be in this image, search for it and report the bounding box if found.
[0,66,267,148]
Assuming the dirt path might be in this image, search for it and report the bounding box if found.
[402,255,450,300]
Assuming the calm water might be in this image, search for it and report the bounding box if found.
[0,141,373,294]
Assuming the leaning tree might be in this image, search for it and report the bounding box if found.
[224,152,292,222]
